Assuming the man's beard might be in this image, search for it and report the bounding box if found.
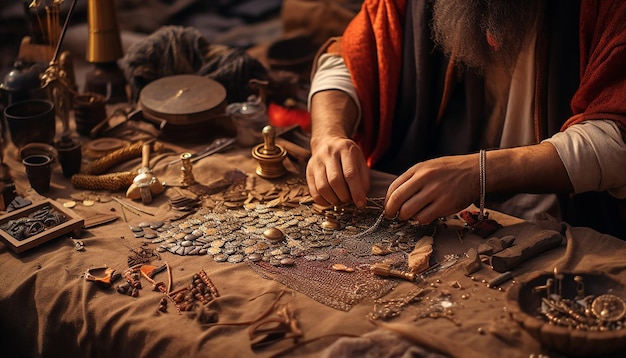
[431,0,543,73]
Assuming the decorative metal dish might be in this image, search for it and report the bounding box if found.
[506,270,626,356]
[0,199,84,253]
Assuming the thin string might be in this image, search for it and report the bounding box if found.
[478,149,486,220]
[338,211,385,239]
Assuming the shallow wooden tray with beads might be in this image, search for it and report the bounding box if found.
[0,199,84,254]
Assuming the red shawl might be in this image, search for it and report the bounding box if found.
[566,0,626,131]
[338,0,626,167]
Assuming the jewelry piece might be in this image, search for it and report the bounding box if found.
[591,294,626,322]
[478,149,486,221]
[536,274,626,331]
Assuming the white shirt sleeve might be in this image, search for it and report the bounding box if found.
[308,53,362,136]
[543,120,626,198]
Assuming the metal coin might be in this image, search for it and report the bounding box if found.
[227,254,244,263]
[247,253,262,262]
[208,247,222,255]
[242,238,257,247]
[211,240,224,248]
[316,253,330,261]
[213,253,228,262]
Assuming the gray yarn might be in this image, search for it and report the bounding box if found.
[119,25,268,103]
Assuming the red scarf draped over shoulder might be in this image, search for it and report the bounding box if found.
[339,0,407,167]
[336,0,626,167]
[566,0,626,132]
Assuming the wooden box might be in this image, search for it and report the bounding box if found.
[0,199,84,254]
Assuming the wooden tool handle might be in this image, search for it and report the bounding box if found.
[141,142,151,169]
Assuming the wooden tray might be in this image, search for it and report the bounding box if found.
[0,199,84,253]
[507,270,626,356]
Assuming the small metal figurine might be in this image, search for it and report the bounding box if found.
[251,125,287,178]
[179,152,195,187]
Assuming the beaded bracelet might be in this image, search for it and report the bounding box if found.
[478,149,486,221]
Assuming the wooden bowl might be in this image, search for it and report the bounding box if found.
[506,271,626,356]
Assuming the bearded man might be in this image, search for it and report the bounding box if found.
[305,0,626,238]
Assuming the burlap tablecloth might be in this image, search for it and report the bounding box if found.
[1,129,625,358]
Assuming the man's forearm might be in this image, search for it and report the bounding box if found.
[309,90,360,150]
[487,142,574,194]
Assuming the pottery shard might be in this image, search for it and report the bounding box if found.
[408,236,434,274]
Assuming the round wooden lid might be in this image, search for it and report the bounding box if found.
[139,75,227,125]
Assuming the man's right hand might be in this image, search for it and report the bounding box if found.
[306,136,370,208]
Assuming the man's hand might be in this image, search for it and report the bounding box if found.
[383,143,573,223]
[306,137,370,208]
[306,89,369,208]
[384,154,478,224]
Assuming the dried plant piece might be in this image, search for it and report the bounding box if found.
[407,235,434,274]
